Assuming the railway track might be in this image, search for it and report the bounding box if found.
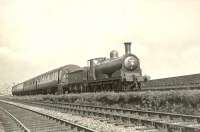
[0,100,95,132]
[141,84,200,91]
[12,100,200,132]
[1,100,156,132]
[0,106,30,132]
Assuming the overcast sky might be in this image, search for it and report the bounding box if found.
[0,0,200,85]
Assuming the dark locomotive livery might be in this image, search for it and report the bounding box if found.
[12,42,144,96]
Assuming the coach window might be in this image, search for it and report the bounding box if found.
[55,72,58,79]
[52,72,54,80]
[67,73,69,79]
[52,73,54,80]
[50,73,52,80]
[52,72,54,79]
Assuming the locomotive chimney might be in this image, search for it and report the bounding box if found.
[124,42,131,55]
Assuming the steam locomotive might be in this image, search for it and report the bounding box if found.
[12,42,144,96]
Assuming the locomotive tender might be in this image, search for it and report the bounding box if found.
[12,42,144,95]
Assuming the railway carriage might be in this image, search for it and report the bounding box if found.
[37,69,59,94]
[12,83,23,96]
[23,78,37,95]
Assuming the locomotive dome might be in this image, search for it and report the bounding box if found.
[110,50,119,59]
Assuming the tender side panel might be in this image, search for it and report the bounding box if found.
[68,69,86,84]
[63,67,88,93]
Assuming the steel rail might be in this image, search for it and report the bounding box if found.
[0,106,31,132]
[11,99,200,122]
[0,100,96,132]
[23,100,200,132]
[42,101,200,123]
[141,84,200,91]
